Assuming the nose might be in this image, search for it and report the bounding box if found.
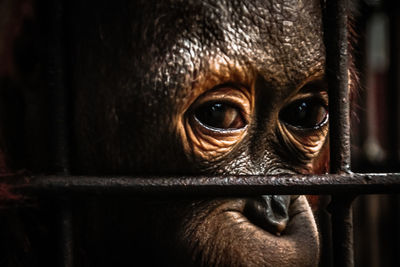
[244,195,293,235]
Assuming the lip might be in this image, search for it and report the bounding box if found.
[180,195,320,266]
[214,195,306,234]
[225,195,320,264]
[212,195,317,237]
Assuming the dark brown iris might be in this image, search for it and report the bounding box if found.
[194,102,246,130]
[280,98,328,129]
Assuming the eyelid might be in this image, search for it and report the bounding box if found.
[286,77,328,102]
[285,91,328,106]
[298,78,327,93]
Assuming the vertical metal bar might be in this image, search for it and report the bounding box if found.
[57,199,74,267]
[387,2,400,265]
[47,0,69,174]
[326,1,350,173]
[46,0,74,266]
[325,0,354,267]
[329,194,355,267]
[388,0,400,168]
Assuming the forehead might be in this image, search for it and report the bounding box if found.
[147,0,325,92]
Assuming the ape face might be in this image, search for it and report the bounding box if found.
[71,0,328,266]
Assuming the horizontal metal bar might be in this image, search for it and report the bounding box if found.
[3,173,400,196]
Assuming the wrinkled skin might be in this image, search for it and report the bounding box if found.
[70,0,328,266]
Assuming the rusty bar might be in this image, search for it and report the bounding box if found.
[326,0,350,174]
[57,198,74,267]
[388,0,400,167]
[329,195,355,267]
[5,173,400,196]
[57,207,73,267]
[325,0,353,266]
[47,0,69,174]
[46,0,73,266]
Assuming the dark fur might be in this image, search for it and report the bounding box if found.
[0,0,359,266]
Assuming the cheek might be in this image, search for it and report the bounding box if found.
[311,139,330,174]
[304,139,330,211]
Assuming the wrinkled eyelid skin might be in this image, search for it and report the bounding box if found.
[179,85,252,161]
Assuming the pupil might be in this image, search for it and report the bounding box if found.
[297,102,308,121]
[196,102,228,128]
[210,103,225,123]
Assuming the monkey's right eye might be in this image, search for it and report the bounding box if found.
[194,102,246,130]
[181,85,251,161]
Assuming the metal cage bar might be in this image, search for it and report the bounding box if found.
[325,0,354,266]
[46,0,74,266]
[8,173,400,196]
[15,0,398,266]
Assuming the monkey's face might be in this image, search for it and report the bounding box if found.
[72,0,328,266]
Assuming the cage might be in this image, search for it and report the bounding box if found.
[0,0,399,266]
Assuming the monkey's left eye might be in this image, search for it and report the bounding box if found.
[279,98,328,129]
[194,102,246,130]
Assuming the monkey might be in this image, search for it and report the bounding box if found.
[68,0,328,266]
[0,0,347,266]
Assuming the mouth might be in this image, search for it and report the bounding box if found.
[180,195,320,266]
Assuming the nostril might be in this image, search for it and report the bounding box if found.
[244,195,291,236]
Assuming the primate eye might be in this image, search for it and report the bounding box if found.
[279,98,328,129]
[183,85,250,160]
[194,102,246,130]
